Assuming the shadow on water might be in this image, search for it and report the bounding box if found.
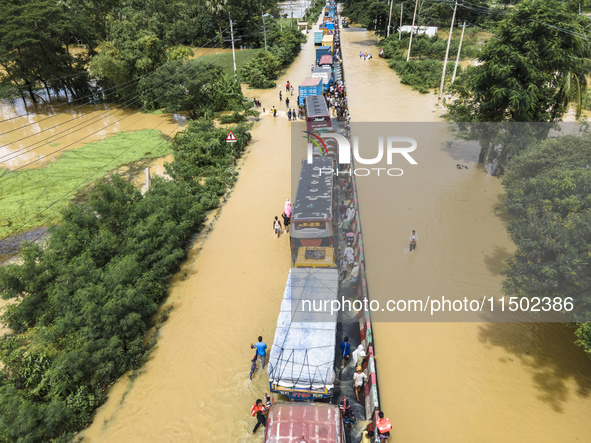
[483,246,510,276]
[478,322,591,413]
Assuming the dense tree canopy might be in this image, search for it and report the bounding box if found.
[501,133,591,353]
[447,0,591,123]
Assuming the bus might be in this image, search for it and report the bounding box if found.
[305,95,332,133]
[290,156,335,260]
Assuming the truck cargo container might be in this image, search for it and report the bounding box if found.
[298,77,323,106]
[316,46,331,63]
[314,30,324,45]
[263,402,345,443]
[311,66,333,91]
[318,55,334,69]
[267,268,338,400]
[321,34,334,52]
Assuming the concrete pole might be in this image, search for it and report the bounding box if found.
[438,0,457,100]
[387,0,394,37]
[399,3,403,40]
[407,0,419,62]
[451,20,466,88]
[229,12,237,78]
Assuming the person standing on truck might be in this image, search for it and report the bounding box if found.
[340,336,351,369]
[251,399,268,434]
[376,411,392,442]
[251,336,268,368]
[409,230,418,251]
[273,216,282,238]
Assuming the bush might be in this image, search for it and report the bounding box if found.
[240,51,281,88]
[389,58,458,93]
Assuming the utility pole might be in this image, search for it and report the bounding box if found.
[407,0,419,61]
[262,14,268,51]
[229,12,237,79]
[450,20,466,89]
[438,0,458,100]
[399,3,403,40]
[387,0,394,37]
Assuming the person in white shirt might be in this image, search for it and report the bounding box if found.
[346,203,355,222]
[353,366,368,402]
[409,229,418,251]
[344,245,355,265]
[350,262,360,288]
[352,344,366,368]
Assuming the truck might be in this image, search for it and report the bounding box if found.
[264,402,345,443]
[267,268,339,400]
[316,46,331,64]
[318,55,334,69]
[322,34,334,52]
[298,77,323,106]
[314,30,324,45]
[311,66,333,91]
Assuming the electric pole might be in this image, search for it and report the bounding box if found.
[451,20,466,89]
[387,0,394,37]
[438,0,457,100]
[407,0,419,61]
[263,14,268,51]
[229,12,237,79]
[399,3,403,40]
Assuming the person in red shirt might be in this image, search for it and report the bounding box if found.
[376,411,392,442]
[251,399,267,434]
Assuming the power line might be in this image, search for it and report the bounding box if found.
[0,32,229,167]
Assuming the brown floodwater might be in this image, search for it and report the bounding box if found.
[341,26,591,443]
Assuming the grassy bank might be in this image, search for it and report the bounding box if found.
[192,49,264,76]
[0,130,172,238]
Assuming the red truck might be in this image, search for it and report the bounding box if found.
[264,402,345,443]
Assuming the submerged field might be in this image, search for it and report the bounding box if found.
[0,129,171,238]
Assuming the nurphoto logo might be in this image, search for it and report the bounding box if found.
[304,131,418,177]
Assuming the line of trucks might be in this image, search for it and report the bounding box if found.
[261,3,354,443]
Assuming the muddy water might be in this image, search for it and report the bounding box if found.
[78,22,320,443]
[341,26,591,442]
[0,103,184,170]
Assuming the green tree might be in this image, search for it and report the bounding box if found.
[502,134,591,312]
[447,0,591,123]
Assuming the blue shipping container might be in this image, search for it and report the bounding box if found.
[298,77,323,106]
[316,46,331,63]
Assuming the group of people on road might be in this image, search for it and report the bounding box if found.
[359,51,373,60]
[324,81,349,121]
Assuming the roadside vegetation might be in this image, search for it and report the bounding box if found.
[0,120,252,442]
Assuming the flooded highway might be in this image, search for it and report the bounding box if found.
[1,13,587,443]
